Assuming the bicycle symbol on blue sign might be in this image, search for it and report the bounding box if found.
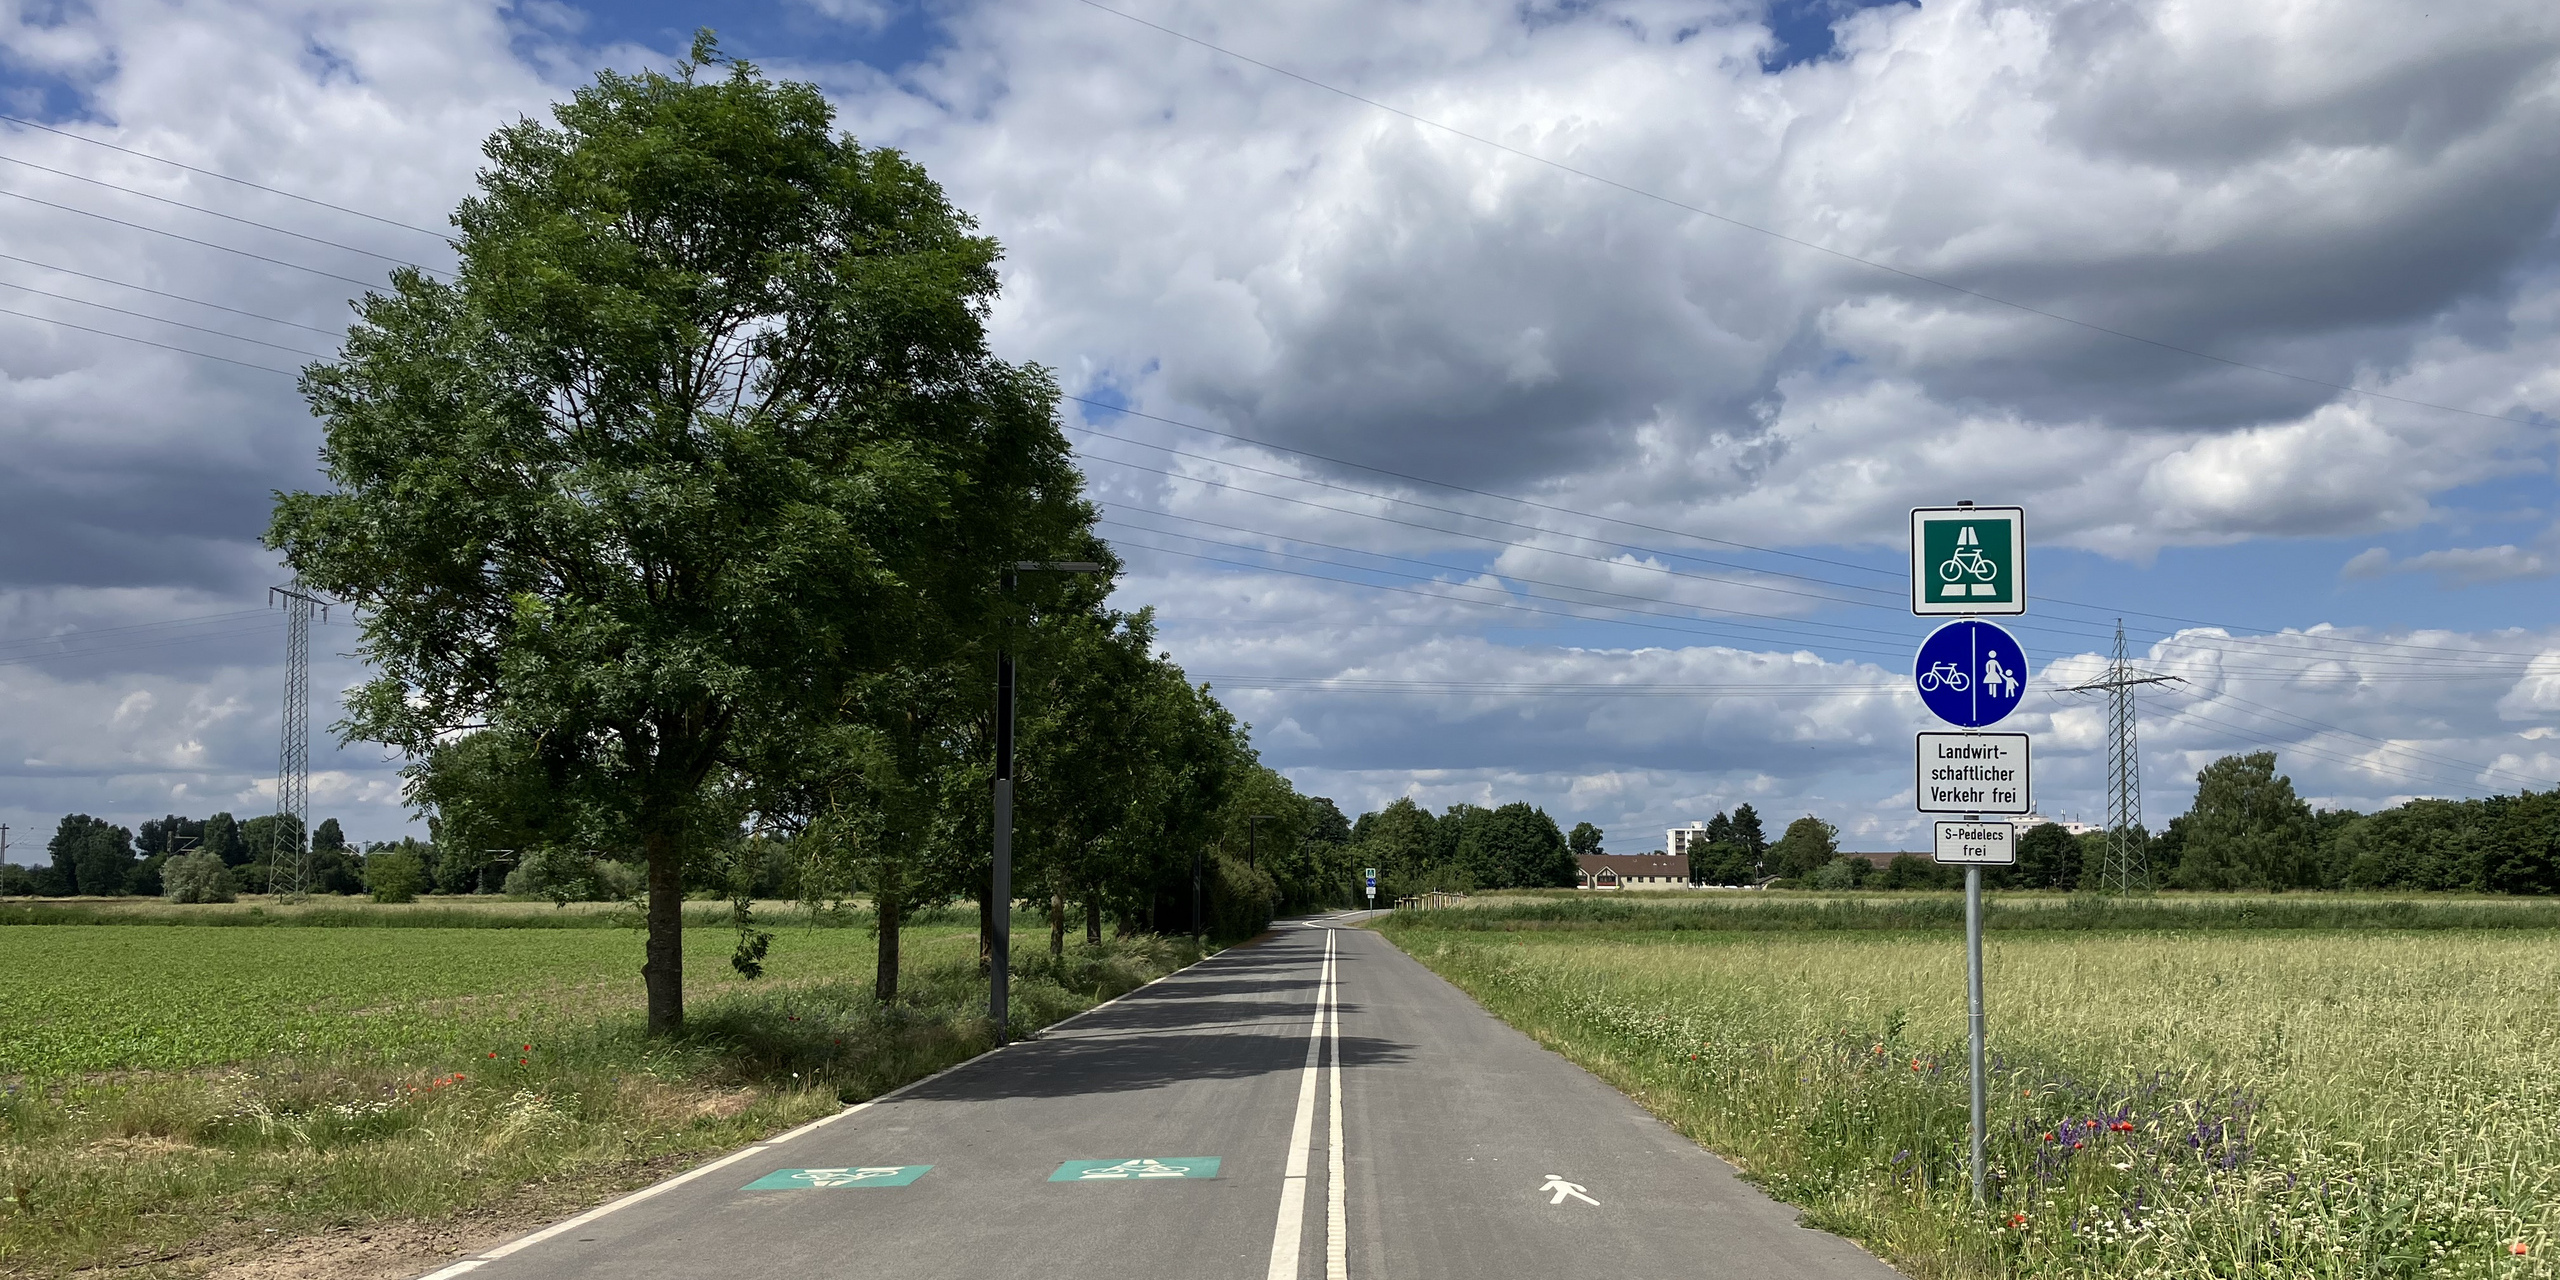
[1913,620,2026,728]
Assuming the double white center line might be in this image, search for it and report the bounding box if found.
[1266,927,1348,1280]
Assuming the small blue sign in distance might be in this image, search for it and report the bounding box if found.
[1914,620,2027,728]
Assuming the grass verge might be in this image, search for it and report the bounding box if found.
[1379,909,2560,1280]
[1403,892,2560,933]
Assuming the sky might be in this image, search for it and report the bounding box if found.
[0,0,2554,860]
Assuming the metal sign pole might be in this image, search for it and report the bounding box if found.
[1965,863,1986,1203]
[991,641,1015,1047]
[987,561,1104,1046]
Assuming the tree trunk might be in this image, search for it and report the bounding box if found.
[1049,890,1066,960]
[874,881,902,1004]
[1085,893,1102,946]
[641,827,685,1037]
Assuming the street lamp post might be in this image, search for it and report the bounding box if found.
[992,560,1105,1048]
[1246,814,1276,870]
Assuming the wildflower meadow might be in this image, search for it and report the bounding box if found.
[1384,899,2560,1280]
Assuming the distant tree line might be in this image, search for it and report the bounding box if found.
[1346,797,1578,898]
[0,813,407,901]
[1814,750,2560,894]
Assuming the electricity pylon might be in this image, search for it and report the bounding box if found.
[267,583,329,899]
[2061,622,2179,895]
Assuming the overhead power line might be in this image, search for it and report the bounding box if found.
[0,187,384,288]
[1197,674,1904,697]
[0,278,336,359]
[1065,1,2544,432]
[0,152,450,273]
[1097,516,1916,660]
[0,113,448,237]
[0,303,298,374]
[2183,686,2551,790]
[1101,502,1924,643]
[0,251,346,335]
[1072,400,2554,664]
[2162,700,2532,795]
[1068,393,1902,583]
[1111,514,2525,683]
[1077,438,2542,673]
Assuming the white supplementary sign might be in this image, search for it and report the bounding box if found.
[1914,732,2031,815]
[1933,820,2016,866]
[1540,1174,1598,1206]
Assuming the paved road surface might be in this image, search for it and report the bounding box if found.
[427,916,1901,1279]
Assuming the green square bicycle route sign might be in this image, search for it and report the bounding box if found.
[1911,506,2025,616]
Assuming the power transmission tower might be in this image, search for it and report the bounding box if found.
[2061,621,2179,894]
[268,583,329,900]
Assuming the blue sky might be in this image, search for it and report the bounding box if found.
[0,0,2553,856]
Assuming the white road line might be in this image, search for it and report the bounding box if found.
[1264,928,1336,1280]
[1325,932,1348,1280]
[479,1141,776,1260]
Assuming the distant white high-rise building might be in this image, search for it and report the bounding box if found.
[2014,811,2101,836]
[1667,821,1712,858]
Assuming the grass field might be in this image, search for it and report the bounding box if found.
[0,904,1191,1277]
[1382,896,2560,1280]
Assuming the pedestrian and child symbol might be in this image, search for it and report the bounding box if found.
[1981,649,2018,700]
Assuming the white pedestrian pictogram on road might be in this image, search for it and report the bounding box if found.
[1077,1159,1196,1179]
[790,1167,915,1187]
[1540,1174,1598,1206]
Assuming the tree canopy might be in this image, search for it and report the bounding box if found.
[1768,815,1840,880]
[269,41,1089,1033]
[2172,752,2319,890]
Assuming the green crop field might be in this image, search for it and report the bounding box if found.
[0,907,1192,1277]
[1382,898,2560,1280]
[0,924,868,1076]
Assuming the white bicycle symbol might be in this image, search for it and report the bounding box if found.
[1939,547,1997,583]
[1917,661,1970,693]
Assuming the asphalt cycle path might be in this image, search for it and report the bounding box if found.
[423,915,1901,1280]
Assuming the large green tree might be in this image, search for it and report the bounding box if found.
[269,41,1085,1034]
[1728,804,1769,877]
[47,815,134,896]
[1567,821,1604,859]
[1467,802,1574,888]
[1352,798,1442,897]
[1768,815,1839,880]
[2012,821,2080,890]
[200,812,246,868]
[2173,752,2319,890]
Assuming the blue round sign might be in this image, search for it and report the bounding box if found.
[1914,620,2027,728]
